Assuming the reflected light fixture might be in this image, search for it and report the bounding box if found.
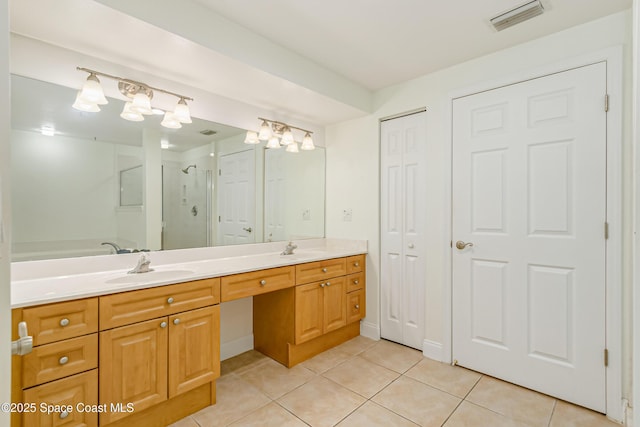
[73,67,193,129]
[246,117,315,152]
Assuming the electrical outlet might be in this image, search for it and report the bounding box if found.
[343,208,352,222]
[302,209,311,221]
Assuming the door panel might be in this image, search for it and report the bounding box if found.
[452,63,606,411]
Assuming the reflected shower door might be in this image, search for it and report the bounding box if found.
[162,165,212,250]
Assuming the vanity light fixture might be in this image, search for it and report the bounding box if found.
[72,67,194,129]
[246,117,315,152]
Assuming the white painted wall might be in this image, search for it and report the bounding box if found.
[326,11,632,378]
[0,0,10,422]
[633,0,640,423]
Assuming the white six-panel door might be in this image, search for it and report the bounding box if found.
[216,150,256,246]
[452,63,607,412]
[380,111,427,350]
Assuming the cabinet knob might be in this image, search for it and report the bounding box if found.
[354,262,360,267]
[173,318,180,325]
[322,268,328,273]
[160,321,168,328]
[59,318,70,327]
[354,280,359,285]
[167,297,174,304]
[355,304,360,309]
[320,283,326,288]
[408,243,415,249]
[260,280,267,286]
[60,411,69,420]
[326,282,331,286]
[59,356,69,365]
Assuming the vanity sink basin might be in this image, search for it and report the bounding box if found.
[105,269,195,285]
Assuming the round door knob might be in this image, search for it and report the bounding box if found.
[167,297,174,304]
[59,356,69,365]
[320,283,326,288]
[160,321,168,328]
[326,282,331,286]
[260,280,267,286]
[60,411,69,420]
[408,243,415,249]
[354,280,359,285]
[355,304,360,309]
[455,241,474,250]
[59,318,70,327]
[322,268,328,273]
[173,318,180,325]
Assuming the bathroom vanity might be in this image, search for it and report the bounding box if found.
[9,239,367,427]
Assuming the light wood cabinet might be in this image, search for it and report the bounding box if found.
[294,277,347,344]
[221,266,294,301]
[22,298,98,346]
[23,370,99,427]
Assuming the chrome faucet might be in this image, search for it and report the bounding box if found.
[128,253,153,274]
[281,241,297,255]
[101,242,131,254]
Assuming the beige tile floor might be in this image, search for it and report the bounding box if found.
[170,337,620,427]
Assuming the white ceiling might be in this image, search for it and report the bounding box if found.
[9,0,632,132]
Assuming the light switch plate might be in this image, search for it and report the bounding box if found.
[302,209,311,221]
[343,208,352,222]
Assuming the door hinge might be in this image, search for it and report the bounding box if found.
[604,348,609,367]
[450,240,453,248]
[604,222,609,240]
[218,216,221,223]
[604,94,609,112]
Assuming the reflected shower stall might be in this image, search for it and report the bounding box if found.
[161,164,212,250]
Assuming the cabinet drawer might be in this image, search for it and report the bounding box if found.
[23,298,98,346]
[23,369,98,427]
[23,334,98,388]
[346,289,366,324]
[221,266,295,302]
[99,278,220,330]
[296,258,347,284]
[346,255,365,274]
[346,272,365,293]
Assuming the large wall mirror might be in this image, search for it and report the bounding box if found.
[10,75,326,261]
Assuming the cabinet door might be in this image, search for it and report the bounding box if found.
[169,306,220,397]
[295,282,324,344]
[323,277,346,333]
[23,369,98,427]
[347,289,366,324]
[99,318,168,424]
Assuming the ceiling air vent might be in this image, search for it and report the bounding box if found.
[490,0,544,31]
[199,129,217,136]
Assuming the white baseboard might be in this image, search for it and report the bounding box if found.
[422,339,444,361]
[220,334,254,361]
[360,321,380,340]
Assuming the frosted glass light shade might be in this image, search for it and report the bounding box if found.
[285,142,299,153]
[258,120,272,140]
[161,111,182,129]
[173,98,192,123]
[78,74,108,105]
[73,91,100,112]
[300,133,315,150]
[266,136,281,149]
[130,92,153,115]
[280,128,294,145]
[244,131,260,144]
[120,102,144,122]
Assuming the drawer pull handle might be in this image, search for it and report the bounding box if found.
[260,280,267,286]
[60,410,69,419]
[173,318,180,325]
[167,297,174,304]
[355,304,360,309]
[59,356,69,365]
[59,318,70,327]
[326,282,331,286]
[320,283,326,288]
[160,321,168,328]
[354,262,360,267]
[354,280,359,285]
[322,268,328,273]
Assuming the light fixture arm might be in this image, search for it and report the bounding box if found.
[257,117,313,135]
[76,67,193,102]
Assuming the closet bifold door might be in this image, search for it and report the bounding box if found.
[379,110,427,350]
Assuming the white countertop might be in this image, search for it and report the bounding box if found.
[11,238,367,308]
